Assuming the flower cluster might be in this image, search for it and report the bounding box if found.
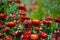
[0,0,60,40]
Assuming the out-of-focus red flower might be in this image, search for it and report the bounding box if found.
[8,0,13,3]
[0,23,5,28]
[46,15,53,20]
[4,35,12,40]
[15,0,22,3]
[39,32,48,39]
[32,20,41,26]
[0,12,7,20]
[23,20,33,27]
[22,20,28,25]
[19,10,26,15]
[20,15,30,20]
[13,30,24,37]
[31,34,38,40]
[25,29,33,34]
[35,26,43,31]
[52,34,58,40]
[21,33,31,40]
[43,20,52,26]
[6,21,16,28]
[52,29,60,40]
[13,19,21,23]
[9,13,16,18]
[2,27,9,33]
[55,17,60,23]
[18,4,27,11]
[13,31,18,36]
